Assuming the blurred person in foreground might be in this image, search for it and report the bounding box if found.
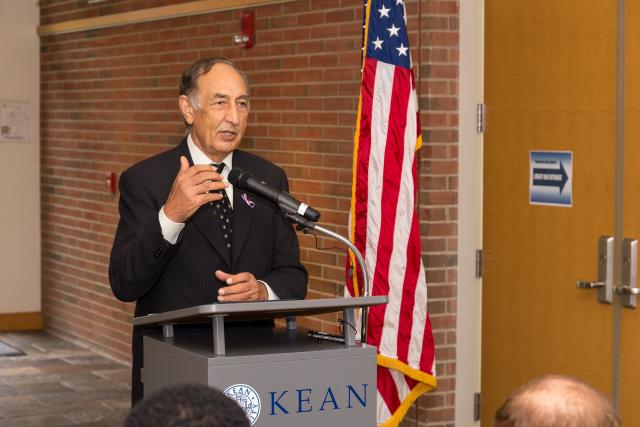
[494,374,621,427]
[125,383,249,427]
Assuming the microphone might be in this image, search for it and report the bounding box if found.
[228,167,321,222]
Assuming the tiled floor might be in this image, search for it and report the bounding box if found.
[0,331,131,426]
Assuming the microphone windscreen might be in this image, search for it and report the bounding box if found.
[228,167,248,186]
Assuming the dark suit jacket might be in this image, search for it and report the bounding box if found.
[108,138,308,402]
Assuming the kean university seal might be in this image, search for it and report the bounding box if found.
[224,383,261,425]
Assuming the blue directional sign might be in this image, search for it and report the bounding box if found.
[529,151,573,207]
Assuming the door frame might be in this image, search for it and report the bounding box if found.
[455,0,484,425]
[463,0,632,421]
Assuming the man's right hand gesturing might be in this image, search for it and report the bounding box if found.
[163,156,228,223]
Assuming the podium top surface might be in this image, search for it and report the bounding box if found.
[133,296,387,327]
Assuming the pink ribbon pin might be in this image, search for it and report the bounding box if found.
[241,192,255,208]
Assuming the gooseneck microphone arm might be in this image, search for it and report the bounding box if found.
[228,167,370,343]
[282,212,370,344]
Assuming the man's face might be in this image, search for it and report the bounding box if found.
[185,63,249,161]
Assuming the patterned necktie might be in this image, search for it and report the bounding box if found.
[211,163,233,253]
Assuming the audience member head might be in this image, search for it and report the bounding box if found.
[494,375,620,427]
[125,383,250,427]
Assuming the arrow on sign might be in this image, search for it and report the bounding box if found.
[532,162,568,193]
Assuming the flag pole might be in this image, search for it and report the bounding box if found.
[360,0,368,70]
[357,0,369,345]
[283,213,370,340]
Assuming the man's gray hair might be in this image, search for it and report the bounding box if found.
[494,375,620,427]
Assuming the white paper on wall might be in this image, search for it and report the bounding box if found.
[0,101,30,143]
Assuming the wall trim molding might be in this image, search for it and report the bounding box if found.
[455,0,483,425]
[37,0,293,36]
[0,312,43,331]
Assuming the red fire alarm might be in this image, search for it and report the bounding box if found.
[233,11,255,48]
[105,172,117,194]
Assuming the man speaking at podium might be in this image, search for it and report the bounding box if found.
[108,57,308,404]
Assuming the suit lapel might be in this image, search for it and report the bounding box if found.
[231,151,256,265]
[169,138,191,184]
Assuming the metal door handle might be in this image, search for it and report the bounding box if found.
[577,281,606,289]
[577,238,638,307]
[614,286,640,295]
[619,239,638,308]
[575,236,614,304]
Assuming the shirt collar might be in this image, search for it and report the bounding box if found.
[186,134,233,170]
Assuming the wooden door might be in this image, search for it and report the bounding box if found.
[621,1,640,423]
[482,1,617,425]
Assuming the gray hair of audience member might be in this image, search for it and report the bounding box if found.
[493,375,621,427]
[178,57,250,128]
[125,383,250,427]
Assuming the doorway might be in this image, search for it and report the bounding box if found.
[482,1,638,425]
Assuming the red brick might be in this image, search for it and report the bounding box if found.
[297,11,325,27]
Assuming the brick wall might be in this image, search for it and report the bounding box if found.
[39,1,458,425]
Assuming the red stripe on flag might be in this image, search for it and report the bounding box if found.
[420,312,436,373]
[405,375,418,390]
[396,155,421,363]
[349,57,377,296]
[378,366,401,414]
[366,66,412,348]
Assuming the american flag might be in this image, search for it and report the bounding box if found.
[346,0,436,425]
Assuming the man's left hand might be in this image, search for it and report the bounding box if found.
[215,270,268,302]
